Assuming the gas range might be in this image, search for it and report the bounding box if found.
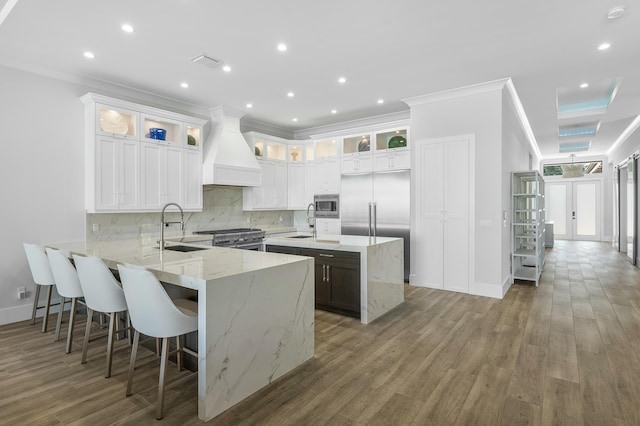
[192,228,265,250]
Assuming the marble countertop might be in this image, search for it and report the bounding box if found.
[264,233,402,252]
[46,239,308,290]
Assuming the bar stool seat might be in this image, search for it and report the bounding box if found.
[46,248,86,353]
[117,264,198,420]
[73,255,130,378]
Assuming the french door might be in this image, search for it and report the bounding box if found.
[546,180,601,241]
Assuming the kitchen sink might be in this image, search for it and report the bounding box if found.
[164,245,210,252]
[288,235,313,239]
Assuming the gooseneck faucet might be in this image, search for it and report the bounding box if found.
[160,202,184,250]
[307,202,316,238]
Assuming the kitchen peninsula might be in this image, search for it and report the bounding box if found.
[45,239,314,422]
[264,234,405,324]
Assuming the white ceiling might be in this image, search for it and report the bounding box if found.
[1,0,639,159]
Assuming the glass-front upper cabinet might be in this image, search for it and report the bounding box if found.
[96,104,139,139]
[375,128,408,151]
[315,139,339,158]
[343,133,372,155]
[141,114,182,146]
[288,144,304,162]
[185,124,202,150]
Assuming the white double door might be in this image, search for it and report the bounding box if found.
[546,180,601,241]
[413,136,471,293]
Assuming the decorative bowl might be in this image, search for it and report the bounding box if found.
[388,135,407,149]
[150,128,167,140]
[358,138,370,152]
[187,135,197,146]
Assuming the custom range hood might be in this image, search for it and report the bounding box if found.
[202,106,261,186]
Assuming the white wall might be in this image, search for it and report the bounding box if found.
[409,88,503,297]
[0,65,87,323]
[501,90,539,293]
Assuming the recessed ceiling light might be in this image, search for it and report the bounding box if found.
[287,92,294,97]
[331,109,337,114]
[607,6,625,19]
[246,103,253,108]
[598,42,611,50]
[580,83,589,88]
[180,82,189,88]
[277,43,287,52]
[377,99,384,104]
[338,77,346,84]
[83,51,95,59]
[121,23,134,33]
[222,65,231,72]
[292,118,298,122]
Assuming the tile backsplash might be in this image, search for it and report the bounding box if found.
[86,185,294,242]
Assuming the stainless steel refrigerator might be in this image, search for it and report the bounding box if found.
[341,170,410,281]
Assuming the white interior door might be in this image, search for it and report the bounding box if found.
[546,180,601,241]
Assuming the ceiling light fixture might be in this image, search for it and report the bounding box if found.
[331,109,337,114]
[598,42,611,50]
[580,83,589,88]
[121,23,134,33]
[292,118,298,122]
[83,51,95,59]
[277,43,287,52]
[180,82,189,88]
[338,77,346,84]
[222,65,231,72]
[607,6,625,19]
[246,103,253,108]
[377,99,384,104]
[287,92,294,97]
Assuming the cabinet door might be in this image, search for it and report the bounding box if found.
[327,261,360,314]
[140,142,164,209]
[265,245,301,255]
[274,162,288,208]
[183,148,202,210]
[391,150,410,170]
[288,163,306,209]
[260,161,276,208]
[165,146,183,205]
[326,158,341,193]
[304,163,316,206]
[95,136,139,211]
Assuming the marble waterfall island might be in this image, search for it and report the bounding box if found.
[264,234,405,324]
[45,239,314,422]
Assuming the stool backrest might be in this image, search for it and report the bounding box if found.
[23,243,54,286]
[46,248,83,299]
[73,255,127,313]
[117,265,197,338]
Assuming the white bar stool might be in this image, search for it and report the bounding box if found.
[117,264,198,420]
[73,255,130,378]
[23,243,59,333]
[46,248,86,353]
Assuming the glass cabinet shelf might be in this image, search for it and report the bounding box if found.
[376,129,408,151]
[316,139,338,158]
[97,104,138,138]
[343,134,371,154]
[186,125,201,148]
[142,114,181,145]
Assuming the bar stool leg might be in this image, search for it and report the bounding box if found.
[176,335,183,371]
[81,308,94,364]
[65,297,78,354]
[42,285,53,333]
[157,337,170,420]
[31,285,42,325]
[126,330,140,396]
[54,297,66,342]
[105,312,116,378]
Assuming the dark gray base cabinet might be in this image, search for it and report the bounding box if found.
[266,245,361,318]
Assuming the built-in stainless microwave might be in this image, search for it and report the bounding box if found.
[314,194,340,219]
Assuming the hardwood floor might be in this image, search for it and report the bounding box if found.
[2,240,640,425]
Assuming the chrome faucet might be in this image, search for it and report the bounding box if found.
[160,202,184,250]
[307,202,316,238]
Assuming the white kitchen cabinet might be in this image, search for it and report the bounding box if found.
[315,218,341,235]
[287,162,306,209]
[81,93,206,212]
[304,163,316,207]
[342,153,373,174]
[374,149,410,171]
[93,136,140,211]
[243,160,288,210]
[183,148,203,210]
[140,142,183,210]
[314,158,341,194]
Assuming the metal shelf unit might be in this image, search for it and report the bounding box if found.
[512,171,545,287]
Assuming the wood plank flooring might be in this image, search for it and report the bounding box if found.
[2,240,640,425]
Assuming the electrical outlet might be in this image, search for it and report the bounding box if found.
[92,223,99,232]
[17,286,26,299]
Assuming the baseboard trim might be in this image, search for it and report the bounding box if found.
[0,304,33,326]
[470,281,504,299]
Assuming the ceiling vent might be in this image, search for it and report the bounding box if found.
[190,54,223,69]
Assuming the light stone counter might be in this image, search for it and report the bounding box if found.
[264,234,405,324]
[46,239,314,422]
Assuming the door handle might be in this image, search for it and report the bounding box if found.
[322,264,327,282]
[572,211,576,219]
[326,265,331,282]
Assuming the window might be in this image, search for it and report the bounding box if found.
[543,161,602,177]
